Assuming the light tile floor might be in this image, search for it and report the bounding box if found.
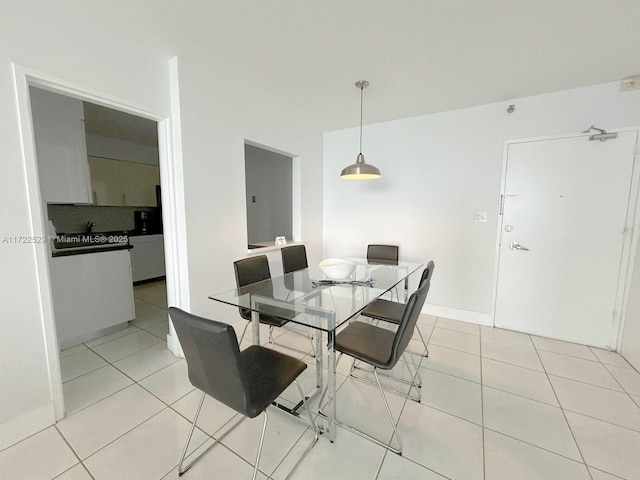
[2,280,640,479]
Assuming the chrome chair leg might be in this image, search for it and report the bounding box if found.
[307,331,316,357]
[349,353,421,402]
[178,391,206,476]
[252,411,268,480]
[354,351,422,387]
[373,368,402,454]
[238,321,251,344]
[402,356,422,402]
[349,367,420,402]
[415,324,430,357]
[268,326,276,348]
[319,356,402,454]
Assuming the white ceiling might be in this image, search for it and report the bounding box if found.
[46,0,640,131]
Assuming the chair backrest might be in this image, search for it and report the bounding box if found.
[388,281,431,367]
[367,244,399,263]
[418,260,436,287]
[234,255,271,287]
[281,245,308,274]
[169,307,251,416]
[233,255,272,320]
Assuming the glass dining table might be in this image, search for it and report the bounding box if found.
[209,258,424,442]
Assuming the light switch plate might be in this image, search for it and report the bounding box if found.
[621,75,640,91]
[474,210,488,223]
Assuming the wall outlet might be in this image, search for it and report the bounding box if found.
[474,210,488,223]
[621,75,640,91]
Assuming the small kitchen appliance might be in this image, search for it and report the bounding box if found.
[134,211,149,234]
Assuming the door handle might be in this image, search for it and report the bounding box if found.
[510,242,529,251]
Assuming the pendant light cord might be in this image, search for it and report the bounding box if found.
[359,84,364,154]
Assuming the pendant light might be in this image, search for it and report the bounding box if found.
[340,80,381,180]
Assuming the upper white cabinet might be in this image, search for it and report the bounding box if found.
[88,156,123,205]
[120,161,160,207]
[30,87,92,204]
[88,156,160,207]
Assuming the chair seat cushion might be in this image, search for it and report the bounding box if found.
[360,299,403,324]
[240,305,293,327]
[241,345,307,417]
[335,321,396,369]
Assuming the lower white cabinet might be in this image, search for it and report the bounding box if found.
[129,234,165,282]
[50,249,135,348]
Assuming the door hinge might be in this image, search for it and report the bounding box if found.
[623,226,633,236]
[499,194,505,215]
[612,309,618,323]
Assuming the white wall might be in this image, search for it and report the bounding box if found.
[1,31,325,454]
[171,57,324,326]
[324,82,640,324]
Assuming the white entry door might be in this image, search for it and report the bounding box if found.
[495,131,638,348]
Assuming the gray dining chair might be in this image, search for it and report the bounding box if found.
[234,255,315,355]
[280,245,317,356]
[281,244,308,274]
[367,244,400,300]
[330,281,430,454]
[360,260,435,357]
[234,255,292,345]
[367,244,399,263]
[169,307,318,480]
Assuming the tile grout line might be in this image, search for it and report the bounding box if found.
[544,371,627,394]
[599,361,640,405]
[65,334,184,418]
[587,344,639,372]
[53,424,97,480]
[77,406,205,475]
[373,449,389,480]
[55,289,636,480]
[479,325,487,480]
[394,318,456,480]
[61,327,168,385]
[21,287,171,478]
[530,339,594,480]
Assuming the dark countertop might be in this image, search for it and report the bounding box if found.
[50,230,162,257]
[51,231,135,257]
[127,231,163,237]
[51,244,133,258]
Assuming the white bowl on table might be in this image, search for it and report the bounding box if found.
[319,258,356,280]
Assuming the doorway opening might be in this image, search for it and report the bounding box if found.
[244,142,295,249]
[14,68,182,421]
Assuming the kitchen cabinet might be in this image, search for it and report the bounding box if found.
[30,87,93,204]
[88,156,124,205]
[129,234,165,282]
[120,161,160,207]
[49,249,135,348]
[88,156,160,207]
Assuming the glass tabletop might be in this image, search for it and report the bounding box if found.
[209,258,423,332]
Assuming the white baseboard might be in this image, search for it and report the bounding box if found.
[422,303,493,326]
[0,403,55,451]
